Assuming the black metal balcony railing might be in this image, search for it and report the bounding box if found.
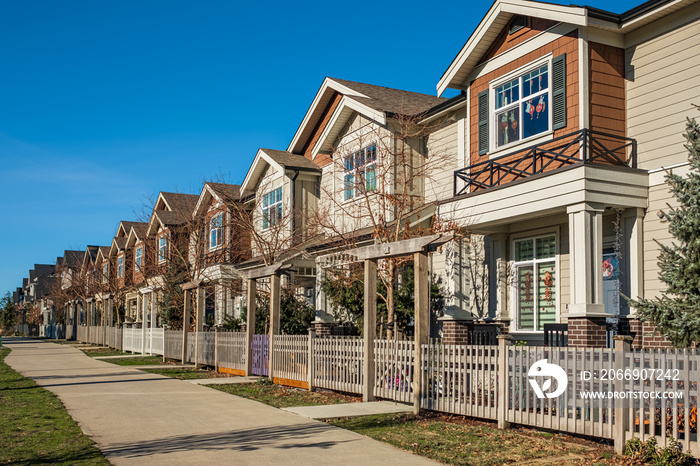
[453,128,637,196]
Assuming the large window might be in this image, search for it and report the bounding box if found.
[117,256,124,278]
[343,144,377,201]
[494,62,549,149]
[158,236,168,263]
[513,235,556,331]
[102,263,108,283]
[209,213,224,249]
[262,188,282,230]
[135,246,143,270]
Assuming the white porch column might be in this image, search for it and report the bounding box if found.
[140,287,152,355]
[623,208,645,315]
[567,202,607,317]
[489,233,510,322]
[150,291,158,329]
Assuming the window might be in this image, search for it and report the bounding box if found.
[117,256,124,278]
[209,213,224,249]
[343,144,377,201]
[135,247,143,270]
[262,188,282,230]
[102,263,108,283]
[158,236,168,263]
[494,62,549,149]
[513,235,556,331]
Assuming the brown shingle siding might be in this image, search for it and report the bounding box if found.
[480,18,557,65]
[589,42,625,138]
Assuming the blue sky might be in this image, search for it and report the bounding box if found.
[0,0,642,295]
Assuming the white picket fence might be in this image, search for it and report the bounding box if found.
[313,336,364,393]
[272,335,308,383]
[68,325,700,456]
[219,332,247,373]
[622,349,699,457]
[421,343,498,420]
[374,339,415,403]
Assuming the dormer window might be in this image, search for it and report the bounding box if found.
[209,213,224,250]
[262,188,282,230]
[158,236,168,263]
[135,247,143,270]
[117,256,124,278]
[493,62,549,149]
[343,144,377,201]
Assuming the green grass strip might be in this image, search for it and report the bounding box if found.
[0,347,108,465]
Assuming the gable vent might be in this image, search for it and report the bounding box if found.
[509,16,527,35]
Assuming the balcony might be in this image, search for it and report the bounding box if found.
[453,129,637,196]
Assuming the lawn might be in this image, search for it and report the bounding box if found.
[81,348,130,357]
[103,355,165,365]
[0,347,108,465]
[210,380,361,408]
[330,413,601,466]
[143,367,225,379]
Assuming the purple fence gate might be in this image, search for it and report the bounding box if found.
[252,334,269,376]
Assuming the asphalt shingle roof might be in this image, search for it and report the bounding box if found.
[261,149,321,172]
[330,78,446,116]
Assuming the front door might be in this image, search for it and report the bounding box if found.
[602,247,620,315]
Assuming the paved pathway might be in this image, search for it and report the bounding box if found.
[283,401,413,420]
[4,338,435,465]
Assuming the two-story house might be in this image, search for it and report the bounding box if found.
[428,0,700,347]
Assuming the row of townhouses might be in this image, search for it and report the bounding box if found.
[13,0,700,349]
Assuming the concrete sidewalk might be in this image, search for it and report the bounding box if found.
[4,338,435,465]
[283,401,413,420]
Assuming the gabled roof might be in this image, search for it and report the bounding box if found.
[241,149,322,194]
[288,77,446,156]
[81,245,101,272]
[117,221,144,239]
[436,0,697,95]
[193,182,245,218]
[62,250,84,269]
[109,237,127,257]
[125,222,149,249]
[147,191,199,236]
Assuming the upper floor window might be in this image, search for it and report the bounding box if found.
[158,236,168,263]
[135,247,143,270]
[117,256,124,278]
[513,234,556,331]
[102,263,108,283]
[344,144,377,201]
[494,63,549,149]
[209,213,224,250]
[262,188,282,230]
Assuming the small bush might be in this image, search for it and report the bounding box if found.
[625,438,694,466]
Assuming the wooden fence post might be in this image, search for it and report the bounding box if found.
[269,273,281,380]
[613,335,633,454]
[308,328,315,391]
[182,289,191,363]
[413,251,429,415]
[195,287,205,369]
[214,327,219,372]
[497,334,512,429]
[363,259,377,402]
[245,278,256,376]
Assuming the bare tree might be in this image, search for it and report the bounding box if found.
[315,112,457,338]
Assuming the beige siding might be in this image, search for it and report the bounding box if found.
[425,113,463,203]
[626,12,700,169]
[643,183,678,299]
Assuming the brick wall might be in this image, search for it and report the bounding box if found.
[314,322,335,336]
[568,317,607,347]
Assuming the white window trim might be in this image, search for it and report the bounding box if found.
[102,264,108,283]
[158,235,168,264]
[489,54,553,157]
[509,228,560,333]
[135,246,143,270]
[261,187,283,231]
[209,212,224,251]
[342,143,378,203]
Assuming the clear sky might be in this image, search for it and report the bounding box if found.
[0,0,642,296]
